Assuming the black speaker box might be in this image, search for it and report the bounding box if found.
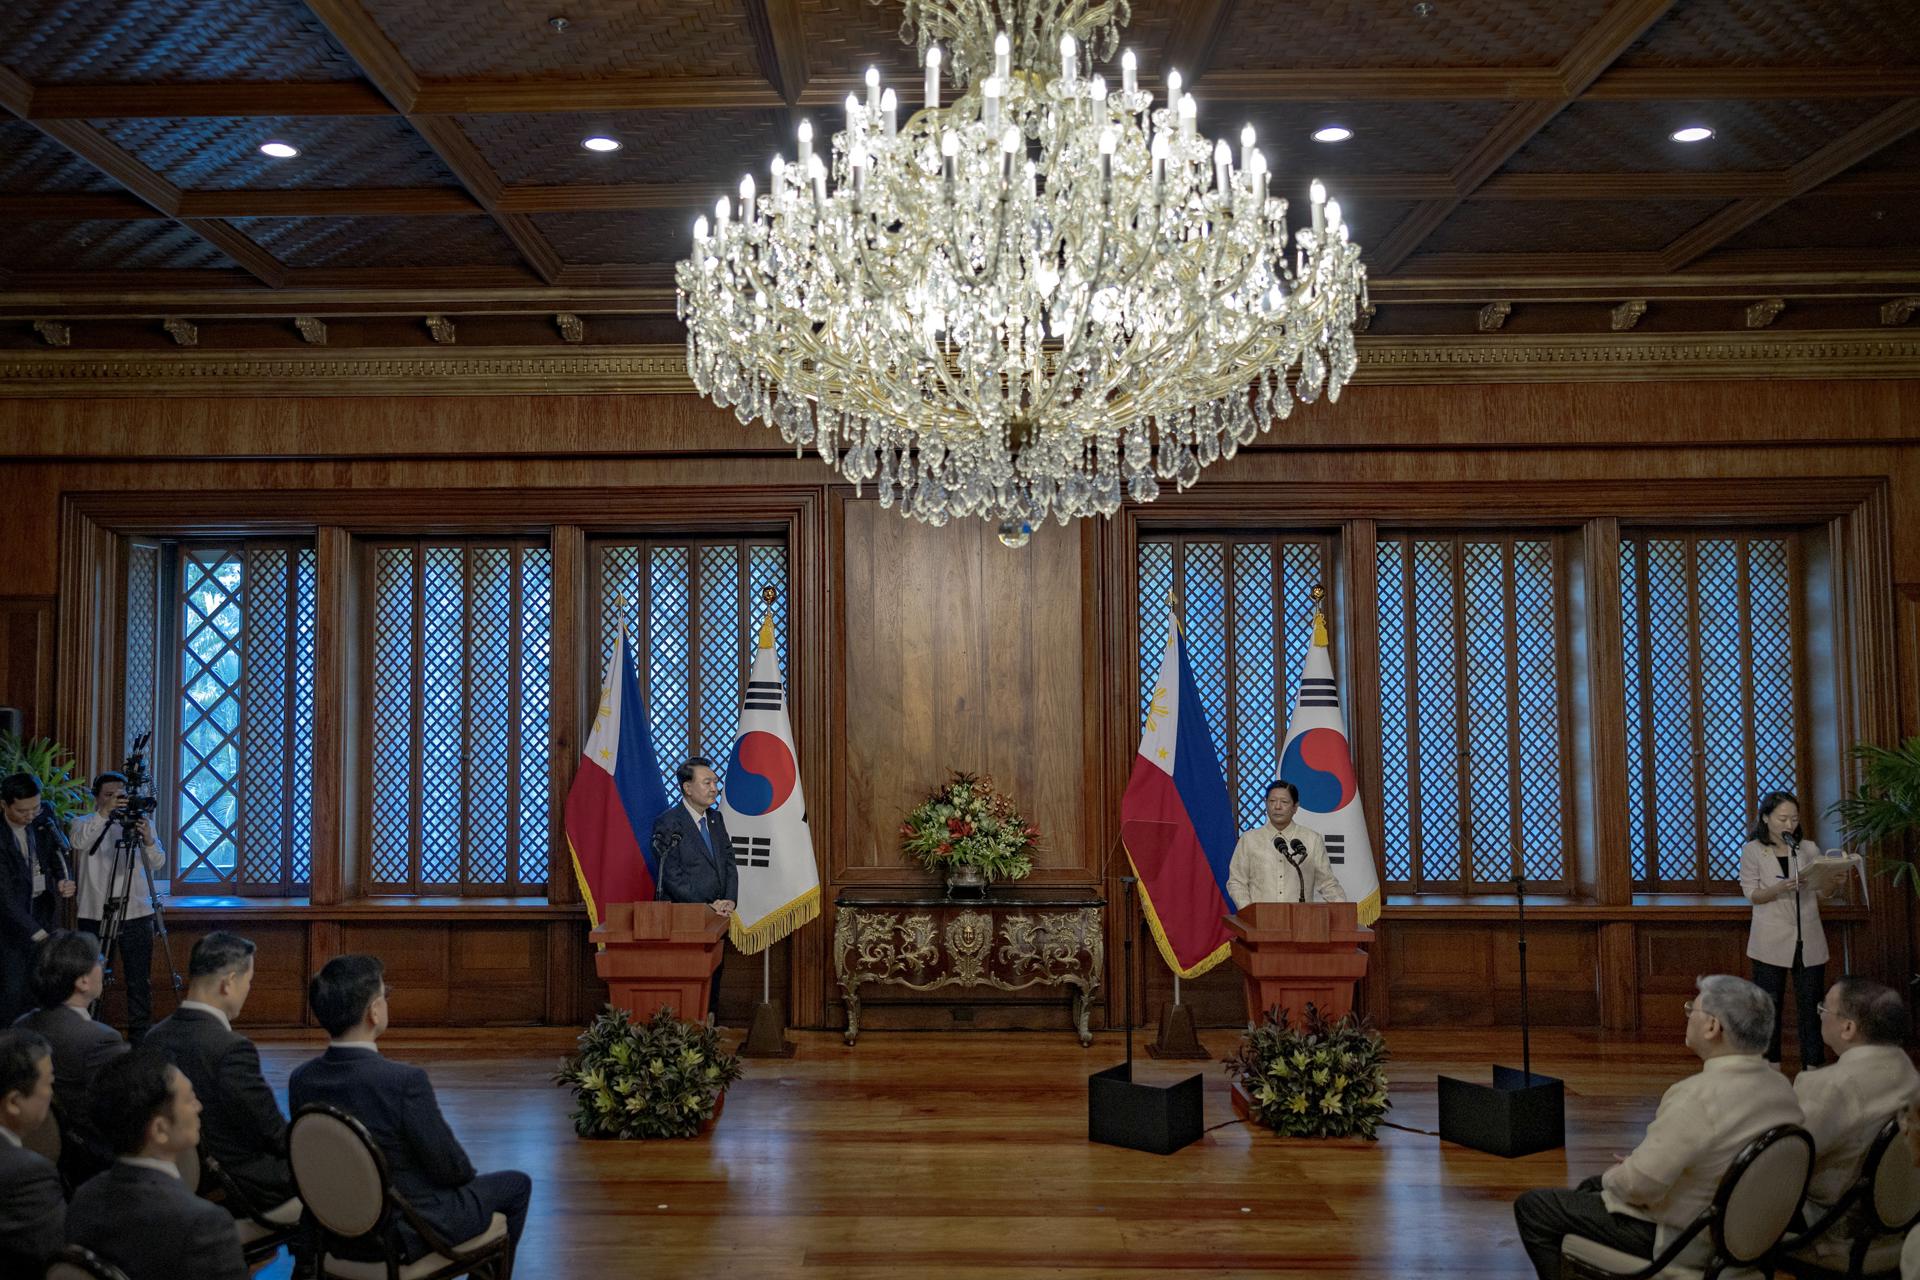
[1088,1062,1205,1156]
[1437,1066,1566,1158]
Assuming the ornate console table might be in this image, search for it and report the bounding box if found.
[833,888,1105,1046]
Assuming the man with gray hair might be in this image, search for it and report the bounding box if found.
[1513,974,1804,1279]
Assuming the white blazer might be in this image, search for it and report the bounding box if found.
[1738,837,1829,968]
[1226,821,1345,911]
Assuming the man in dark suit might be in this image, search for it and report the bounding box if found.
[66,1049,247,1280]
[651,756,738,1023]
[143,931,293,1214]
[1,772,78,1028]
[0,1027,64,1274]
[13,930,126,1186]
[289,955,531,1263]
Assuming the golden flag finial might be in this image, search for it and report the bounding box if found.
[1310,582,1329,647]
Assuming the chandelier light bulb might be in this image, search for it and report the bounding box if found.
[675,1,1368,530]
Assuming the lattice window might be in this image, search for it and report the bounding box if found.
[123,541,161,756]
[364,540,553,894]
[169,542,317,893]
[1377,534,1571,892]
[593,538,790,806]
[1136,536,1334,833]
[1623,532,1803,890]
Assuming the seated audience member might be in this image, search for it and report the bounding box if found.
[65,1050,247,1280]
[1795,977,1920,1254]
[13,929,127,1185]
[1513,975,1804,1280]
[290,955,531,1261]
[0,1028,63,1273]
[144,931,294,1214]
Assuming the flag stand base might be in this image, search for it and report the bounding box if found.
[1146,1001,1209,1060]
[739,999,796,1058]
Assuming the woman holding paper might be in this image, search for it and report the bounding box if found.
[1739,790,1840,1070]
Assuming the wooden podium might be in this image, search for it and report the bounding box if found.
[590,902,729,1023]
[1225,902,1374,1026]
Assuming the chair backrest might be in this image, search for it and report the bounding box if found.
[1715,1124,1815,1265]
[1864,1115,1920,1233]
[288,1105,389,1239]
[43,1244,131,1280]
[23,1111,60,1162]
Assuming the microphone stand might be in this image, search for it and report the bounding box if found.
[1120,872,1136,1072]
[1515,872,1532,1086]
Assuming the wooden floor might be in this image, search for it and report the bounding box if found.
[244,1025,1707,1280]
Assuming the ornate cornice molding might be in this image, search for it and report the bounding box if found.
[1,332,1918,397]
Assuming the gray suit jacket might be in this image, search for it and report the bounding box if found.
[653,802,739,906]
[67,1160,248,1280]
[0,1138,64,1273]
[12,1005,126,1183]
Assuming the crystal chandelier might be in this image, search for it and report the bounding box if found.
[675,0,1367,544]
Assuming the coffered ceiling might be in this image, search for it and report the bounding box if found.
[0,0,1917,365]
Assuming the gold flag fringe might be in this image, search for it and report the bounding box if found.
[1124,844,1232,981]
[728,885,821,955]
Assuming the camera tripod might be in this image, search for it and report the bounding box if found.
[86,813,184,1018]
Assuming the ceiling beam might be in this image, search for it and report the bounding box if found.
[1661,97,1920,270]
[26,81,391,119]
[298,0,563,285]
[411,76,785,114]
[1584,67,1920,100]
[1367,0,1681,274]
[743,0,811,106]
[0,193,162,218]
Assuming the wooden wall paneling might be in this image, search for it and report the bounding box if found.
[1582,517,1631,905]
[338,921,450,1025]
[53,502,116,772]
[1340,519,1387,1023]
[1490,923,1599,1026]
[95,921,313,1029]
[1385,924,1496,1026]
[0,596,54,739]
[1088,513,1140,1030]
[447,924,547,1024]
[789,485,830,1028]
[1635,923,1746,1035]
[310,527,355,905]
[1899,585,1920,986]
[1598,921,1638,1032]
[545,920,582,1026]
[547,525,585,908]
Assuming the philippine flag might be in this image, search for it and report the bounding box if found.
[1120,612,1237,979]
[563,625,670,929]
[1278,610,1382,924]
[717,615,821,955]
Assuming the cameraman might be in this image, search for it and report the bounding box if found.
[70,772,165,1044]
[2,772,77,1027]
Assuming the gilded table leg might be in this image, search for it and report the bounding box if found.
[1073,981,1095,1047]
[842,981,861,1045]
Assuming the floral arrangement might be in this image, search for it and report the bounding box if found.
[1225,1004,1391,1140]
[898,770,1039,882]
[554,1005,743,1140]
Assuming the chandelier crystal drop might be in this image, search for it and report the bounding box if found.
[675,0,1368,536]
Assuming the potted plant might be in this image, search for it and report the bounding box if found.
[554,1005,743,1139]
[1225,1004,1391,1140]
[899,770,1039,894]
[0,732,91,820]
[1831,737,1920,894]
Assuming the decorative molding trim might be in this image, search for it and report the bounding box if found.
[32,319,68,347]
[161,317,198,346]
[555,311,584,343]
[1478,301,1512,331]
[3,332,1920,397]
[1745,298,1785,329]
[1610,300,1646,331]
[294,316,328,345]
[425,314,456,344]
[1884,297,1920,326]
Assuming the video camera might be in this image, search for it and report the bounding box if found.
[110,731,159,828]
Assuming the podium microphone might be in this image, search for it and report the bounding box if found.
[1274,835,1307,900]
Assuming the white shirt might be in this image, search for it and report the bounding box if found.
[9,820,43,898]
[118,1155,182,1180]
[1601,1053,1805,1254]
[1796,1043,1920,1211]
[1739,838,1831,967]
[0,1125,21,1148]
[178,1000,231,1031]
[1226,821,1345,910]
[68,811,165,922]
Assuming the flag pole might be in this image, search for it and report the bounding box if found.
[1145,592,1211,1060]
[740,586,800,1059]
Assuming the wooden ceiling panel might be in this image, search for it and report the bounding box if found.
[457,109,787,188]
[0,119,118,192]
[1198,99,1513,177]
[1856,131,1920,172]
[1502,98,1896,173]
[1621,0,1920,68]
[0,218,236,270]
[793,0,928,83]
[1716,193,1915,252]
[532,209,700,265]
[0,0,360,84]
[90,115,462,190]
[1421,199,1733,254]
[356,0,764,81]
[1208,0,1615,71]
[226,214,526,268]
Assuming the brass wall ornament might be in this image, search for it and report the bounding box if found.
[555,312,585,343]
[1746,298,1785,329]
[162,318,198,347]
[1610,300,1646,332]
[1478,301,1512,332]
[833,898,1103,1045]
[426,314,456,344]
[32,320,70,348]
[1883,298,1919,327]
[294,316,328,345]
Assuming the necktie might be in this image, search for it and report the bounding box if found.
[698,813,712,853]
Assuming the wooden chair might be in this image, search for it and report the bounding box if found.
[287,1104,512,1280]
[201,1149,306,1267]
[1775,1115,1920,1278]
[41,1245,130,1280]
[1562,1124,1815,1280]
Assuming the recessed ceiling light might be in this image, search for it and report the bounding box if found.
[1670,126,1714,143]
[258,141,299,158]
[1312,125,1353,143]
[581,136,621,153]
